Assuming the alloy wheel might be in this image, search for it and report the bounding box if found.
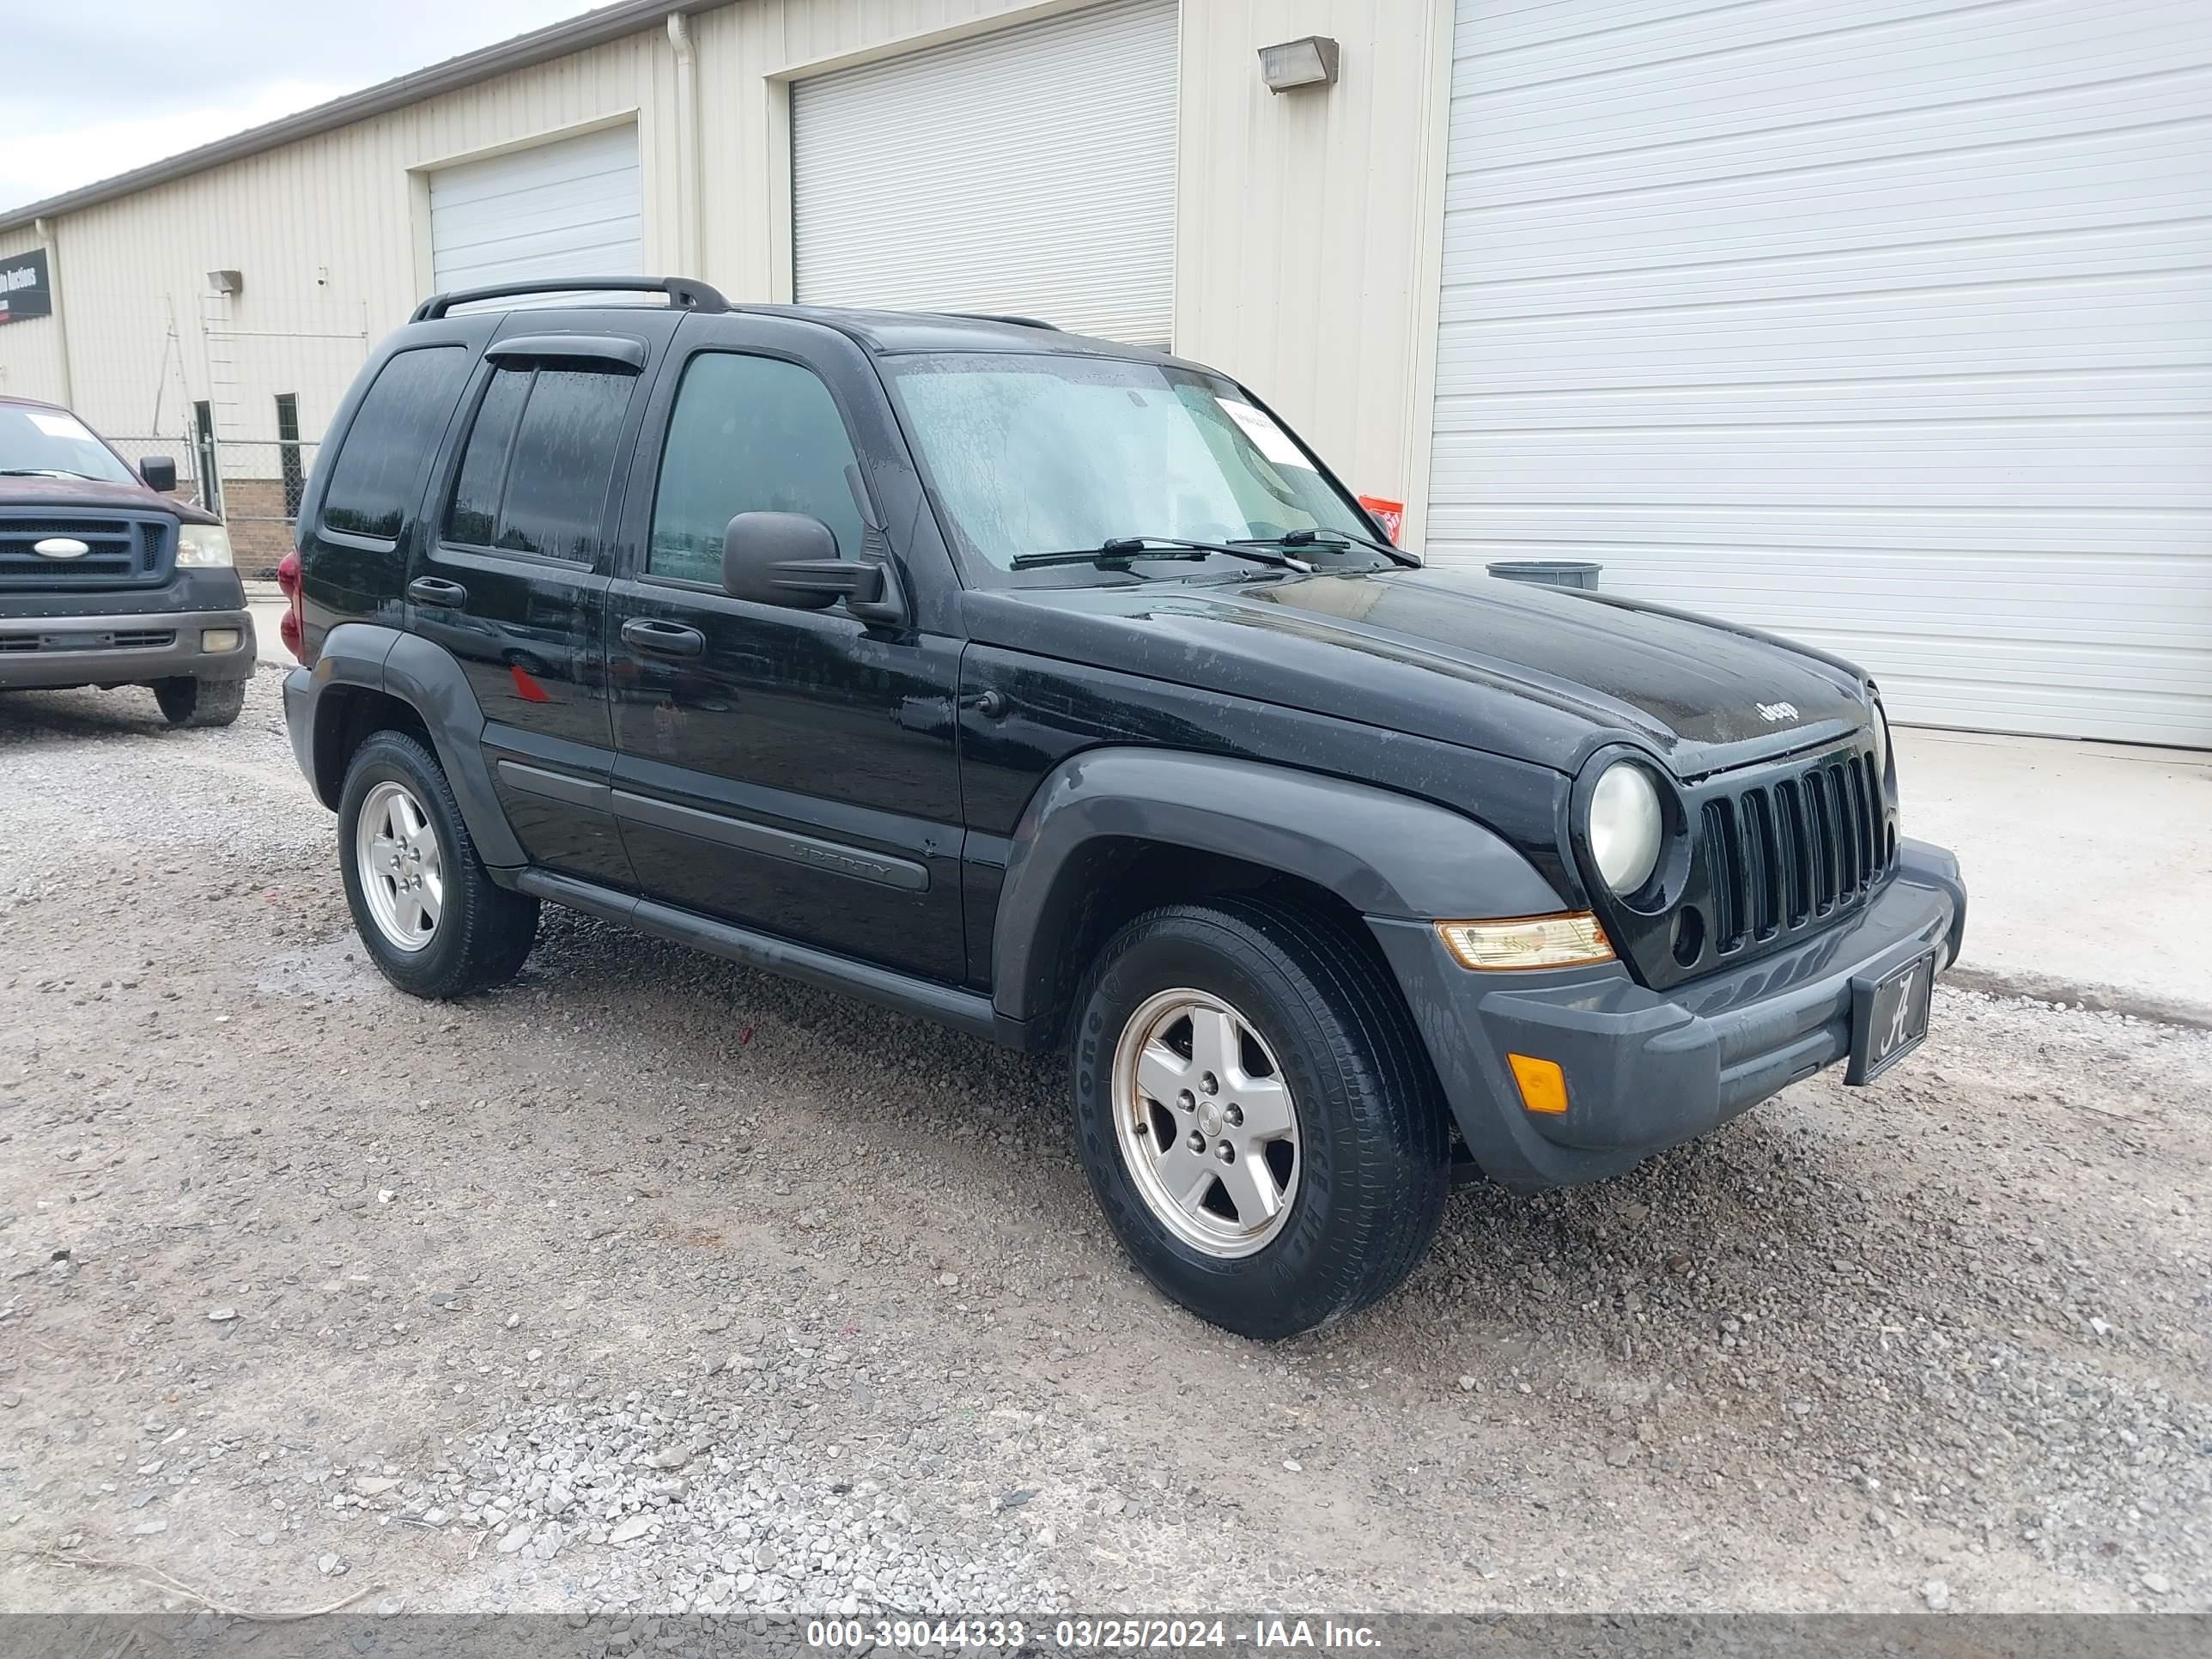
[1112,988,1301,1258]
[356,780,445,953]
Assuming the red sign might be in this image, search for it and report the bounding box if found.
[1358,495,1404,545]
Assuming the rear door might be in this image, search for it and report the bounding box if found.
[408,314,677,886]
[603,313,969,982]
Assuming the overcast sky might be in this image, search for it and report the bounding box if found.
[4,0,605,214]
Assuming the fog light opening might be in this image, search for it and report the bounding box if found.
[200,629,243,653]
[1671,905,1705,969]
[1508,1054,1569,1116]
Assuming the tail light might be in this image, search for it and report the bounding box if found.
[275,550,307,664]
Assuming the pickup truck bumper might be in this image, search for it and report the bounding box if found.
[0,605,256,691]
[1367,838,1967,1193]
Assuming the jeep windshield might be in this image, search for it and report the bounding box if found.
[0,404,138,484]
[883,352,1391,580]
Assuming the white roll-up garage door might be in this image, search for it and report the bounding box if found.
[428,125,643,295]
[1426,0,2212,747]
[792,0,1178,346]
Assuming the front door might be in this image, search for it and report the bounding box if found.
[408,325,671,886]
[604,322,968,982]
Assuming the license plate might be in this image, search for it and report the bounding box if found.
[1845,950,1935,1085]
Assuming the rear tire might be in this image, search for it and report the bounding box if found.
[1069,896,1450,1340]
[154,677,246,727]
[337,730,538,999]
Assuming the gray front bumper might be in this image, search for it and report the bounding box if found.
[0,606,256,690]
[1369,839,1968,1193]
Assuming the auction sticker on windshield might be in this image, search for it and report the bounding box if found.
[1217,398,1308,468]
[27,410,97,442]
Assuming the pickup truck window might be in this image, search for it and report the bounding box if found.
[648,353,865,586]
[883,352,1378,575]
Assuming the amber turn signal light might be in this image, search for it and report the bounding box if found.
[1508,1054,1569,1115]
[1436,913,1613,971]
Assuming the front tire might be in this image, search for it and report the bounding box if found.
[153,677,246,727]
[337,730,538,999]
[1070,896,1450,1340]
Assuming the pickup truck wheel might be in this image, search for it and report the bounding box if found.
[337,731,538,999]
[153,677,246,728]
[1071,897,1450,1339]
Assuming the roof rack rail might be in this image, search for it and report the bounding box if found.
[410,276,730,324]
[942,311,1060,331]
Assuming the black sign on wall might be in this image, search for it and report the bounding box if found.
[0,248,53,325]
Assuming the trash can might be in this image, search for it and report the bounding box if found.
[1486,560,1601,590]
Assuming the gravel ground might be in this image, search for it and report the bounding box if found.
[1,672,2206,1620]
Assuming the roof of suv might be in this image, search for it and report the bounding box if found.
[726,305,1170,360]
[411,278,1178,364]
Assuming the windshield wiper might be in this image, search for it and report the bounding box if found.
[1008,545,1208,571]
[1233,526,1419,568]
[0,467,101,480]
[1009,536,1311,573]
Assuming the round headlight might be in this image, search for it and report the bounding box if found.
[1871,700,1892,776]
[1589,761,1663,896]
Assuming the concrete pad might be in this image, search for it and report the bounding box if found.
[1895,725,2212,1021]
[244,582,295,668]
[249,600,295,666]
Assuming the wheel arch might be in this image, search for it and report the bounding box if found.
[991,748,1565,1037]
[298,623,525,867]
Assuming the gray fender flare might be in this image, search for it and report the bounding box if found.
[300,623,526,868]
[990,747,1564,1024]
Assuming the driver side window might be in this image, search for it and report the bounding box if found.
[647,353,865,585]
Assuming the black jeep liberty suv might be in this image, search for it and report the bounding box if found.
[1,396,254,726]
[282,276,1967,1338]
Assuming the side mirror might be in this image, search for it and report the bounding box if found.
[139,455,179,493]
[721,512,888,612]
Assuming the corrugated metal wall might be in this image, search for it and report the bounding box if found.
[1,33,681,465]
[1426,0,2212,746]
[0,1,1441,522]
[1174,0,1442,516]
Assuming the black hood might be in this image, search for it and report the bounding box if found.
[962,565,1875,779]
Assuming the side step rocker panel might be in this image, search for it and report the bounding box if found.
[512,869,1038,1052]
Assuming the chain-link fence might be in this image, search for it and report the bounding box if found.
[204,435,322,573]
[101,432,317,577]
[102,434,204,505]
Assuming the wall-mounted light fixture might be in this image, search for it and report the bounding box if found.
[206,269,244,295]
[1258,36,1340,94]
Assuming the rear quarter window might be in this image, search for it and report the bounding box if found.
[321,346,469,539]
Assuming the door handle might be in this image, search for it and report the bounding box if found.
[620,617,707,659]
[407,576,468,607]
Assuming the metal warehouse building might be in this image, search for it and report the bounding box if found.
[3,0,2206,745]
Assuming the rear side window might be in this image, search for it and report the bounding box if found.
[647,353,865,585]
[321,347,467,540]
[444,368,529,547]
[444,363,633,564]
